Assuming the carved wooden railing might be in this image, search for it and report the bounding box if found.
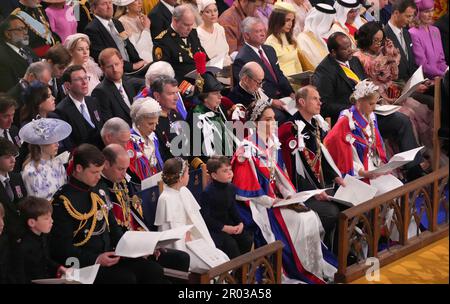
[335,165,449,283]
[189,241,284,284]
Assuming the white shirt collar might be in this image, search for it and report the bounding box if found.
[5,42,21,55]
[161,0,175,14]
[0,173,10,184]
[245,42,265,57]
[388,20,403,37]
[114,80,123,90]
[336,59,350,67]
[68,93,86,111]
[0,128,10,141]
[96,15,113,32]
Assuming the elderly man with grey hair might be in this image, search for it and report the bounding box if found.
[7,61,53,126]
[101,117,132,148]
[231,16,295,123]
[152,4,208,84]
[136,61,188,119]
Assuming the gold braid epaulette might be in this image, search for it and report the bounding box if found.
[59,192,109,247]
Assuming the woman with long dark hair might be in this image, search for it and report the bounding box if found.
[19,82,56,126]
[265,2,311,77]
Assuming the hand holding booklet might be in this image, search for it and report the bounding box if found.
[32,264,100,284]
[273,188,332,207]
[368,146,424,174]
[374,104,401,116]
[332,175,377,207]
[279,97,297,115]
[394,66,428,105]
[114,225,193,258]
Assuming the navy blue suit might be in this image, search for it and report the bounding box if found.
[232,44,294,99]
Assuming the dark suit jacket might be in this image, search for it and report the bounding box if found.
[6,125,27,172]
[55,95,105,152]
[0,41,38,92]
[91,77,138,126]
[84,17,142,73]
[311,55,367,124]
[0,173,27,242]
[384,24,417,82]
[148,1,172,39]
[232,44,293,99]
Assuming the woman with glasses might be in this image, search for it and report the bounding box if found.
[354,21,432,159]
[64,33,102,95]
[20,118,72,200]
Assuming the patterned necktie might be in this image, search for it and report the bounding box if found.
[19,48,33,64]
[258,49,278,83]
[4,178,14,201]
[80,103,95,128]
[118,85,131,108]
[108,20,130,62]
[2,129,11,142]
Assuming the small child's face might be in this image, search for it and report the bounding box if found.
[29,212,53,235]
[212,164,234,183]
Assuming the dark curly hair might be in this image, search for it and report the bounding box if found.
[355,21,385,51]
[19,81,51,124]
[162,157,188,186]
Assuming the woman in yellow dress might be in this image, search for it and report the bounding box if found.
[265,1,312,77]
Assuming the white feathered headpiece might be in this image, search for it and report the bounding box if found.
[353,79,379,101]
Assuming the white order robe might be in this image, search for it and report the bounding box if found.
[154,185,229,271]
[233,137,336,281]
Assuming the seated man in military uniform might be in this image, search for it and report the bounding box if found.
[50,143,169,284]
[153,4,208,84]
[99,144,190,274]
[13,0,59,57]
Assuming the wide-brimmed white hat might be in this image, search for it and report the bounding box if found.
[19,118,72,145]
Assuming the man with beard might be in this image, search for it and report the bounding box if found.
[0,15,38,92]
[13,0,59,57]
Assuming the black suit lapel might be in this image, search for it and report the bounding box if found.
[385,25,410,69]
[8,126,21,148]
[402,28,415,67]
[67,97,91,130]
[94,17,117,48]
[246,45,277,83]
[85,97,102,127]
[161,3,172,21]
[334,58,356,89]
[108,79,131,115]
[10,174,25,200]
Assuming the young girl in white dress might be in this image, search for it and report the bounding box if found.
[20,118,72,201]
[154,157,229,271]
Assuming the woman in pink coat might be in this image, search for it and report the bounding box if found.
[409,0,448,78]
